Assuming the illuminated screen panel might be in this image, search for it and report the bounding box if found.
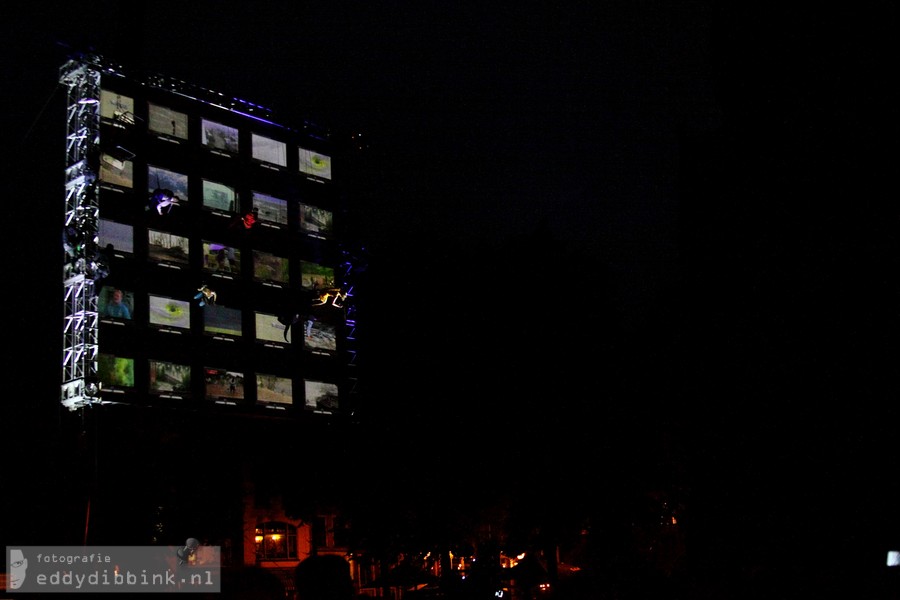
[252,133,287,167]
[202,241,241,276]
[201,119,239,153]
[205,367,245,402]
[304,380,338,414]
[300,261,335,291]
[99,89,135,124]
[256,373,293,405]
[253,251,290,286]
[888,550,900,567]
[99,155,133,188]
[147,229,190,267]
[252,191,288,225]
[98,285,134,321]
[255,311,290,345]
[98,219,133,255]
[148,359,191,396]
[148,294,191,331]
[148,102,189,139]
[303,317,337,354]
[97,353,135,391]
[298,147,332,180]
[299,203,333,238]
[148,165,189,200]
[204,304,242,338]
[203,179,238,212]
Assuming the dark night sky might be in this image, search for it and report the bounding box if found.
[3,2,899,590]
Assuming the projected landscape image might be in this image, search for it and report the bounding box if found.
[205,368,244,400]
[256,373,293,405]
[148,103,189,139]
[304,380,338,413]
[148,230,189,266]
[148,165,189,199]
[202,119,239,153]
[149,360,191,395]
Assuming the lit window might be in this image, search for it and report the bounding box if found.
[255,521,297,560]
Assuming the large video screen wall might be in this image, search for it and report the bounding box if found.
[88,76,348,417]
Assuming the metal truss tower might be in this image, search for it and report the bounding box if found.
[59,56,102,411]
[337,248,361,415]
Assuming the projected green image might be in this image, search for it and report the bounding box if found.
[98,354,135,388]
[149,295,191,329]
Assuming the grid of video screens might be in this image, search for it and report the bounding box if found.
[91,79,346,416]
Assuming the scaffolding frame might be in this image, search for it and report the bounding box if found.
[59,57,101,411]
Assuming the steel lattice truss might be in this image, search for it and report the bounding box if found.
[60,58,101,411]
